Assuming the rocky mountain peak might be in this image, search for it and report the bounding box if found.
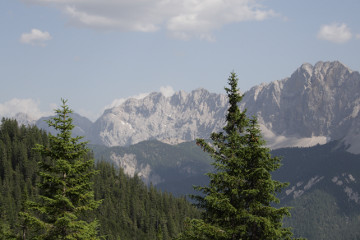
[299,62,313,72]
[170,90,188,105]
[91,88,228,146]
[297,62,313,80]
[33,61,360,153]
[242,61,360,151]
[291,61,353,89]
[312,61,353,88]
[314,60,351,73]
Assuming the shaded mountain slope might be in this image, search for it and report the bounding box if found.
[92,139,360,239]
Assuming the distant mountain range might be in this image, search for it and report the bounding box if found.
[91,89,228,146]
[24,61,360,154]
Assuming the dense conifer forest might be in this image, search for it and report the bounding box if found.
[0,119,48,236]
[0,118,200,239]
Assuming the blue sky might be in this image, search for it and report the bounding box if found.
[1,0,359,121]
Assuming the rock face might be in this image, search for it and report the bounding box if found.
[90,61,360,153]
[243,61,359,137]
[91,89,228,146]
[109,152,163,185]
[28,61,360,153]
[241,61,360,151]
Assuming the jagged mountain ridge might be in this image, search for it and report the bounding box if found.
[242,61,360,152]
[90,61,360,152]
[90,89,228,146]
[243,61,360,138]
[12,61,359,152]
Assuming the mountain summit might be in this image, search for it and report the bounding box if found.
[90,88,228,146]
[30,61,360,153]
[241,61,360,152]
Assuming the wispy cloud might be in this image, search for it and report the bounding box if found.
[0,98,50,120]
[103,86,175,111]
[21,0,277,40]
[104,93,150,111]
[317,23,352,43]
[160,86,175,97]
[20,28,52,46]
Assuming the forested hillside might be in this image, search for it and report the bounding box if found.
[0,119,199,239]
[92,138,360,239]
[94,161,200,239]
[0,119,48,235]
[272,143,360,240]
[91,140,213,196]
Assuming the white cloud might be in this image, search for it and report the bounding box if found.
[0,98,50,120]
[160,86,175,97]
[104,92,150,111]
[317,23,352,43]
[103,85,175,111]
[356,34,360,39]
[20,28,52,46]
[21,0,277,40]
[167,0,276,40]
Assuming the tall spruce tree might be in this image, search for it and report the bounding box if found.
[178,73,300,240]
[20,99,101,239]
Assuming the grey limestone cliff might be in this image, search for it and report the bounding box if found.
[91,61,360,152]
[29,61,360,153]
[91,88,228,146]
[241,61,360,151]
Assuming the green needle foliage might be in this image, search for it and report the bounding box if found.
[178,73,302,240]
[20,99,101,239]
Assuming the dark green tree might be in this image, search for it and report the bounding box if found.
[178,72,300,240]
[20,99,101,239]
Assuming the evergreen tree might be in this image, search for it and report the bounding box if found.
[20,99,101,239]
[178,72,300,240]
